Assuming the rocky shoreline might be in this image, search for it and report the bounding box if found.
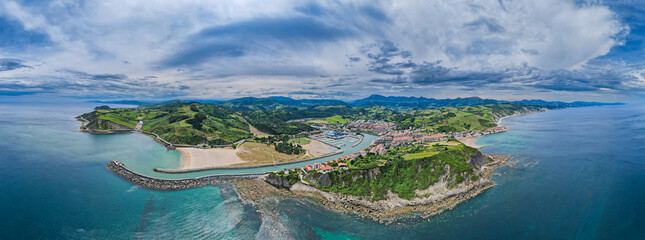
[107,153,510,223]
[235,154,511,222]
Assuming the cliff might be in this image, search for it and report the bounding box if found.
[85,118,132,131]
[261,144,509,220]
[292,153,508,220]
[265,174,294,189]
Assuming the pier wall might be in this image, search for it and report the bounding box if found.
[107,160,264,190]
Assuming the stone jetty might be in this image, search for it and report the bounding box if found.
[107,160,265,190]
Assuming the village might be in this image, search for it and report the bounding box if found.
[276,119,509,177]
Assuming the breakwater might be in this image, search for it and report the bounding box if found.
[107,160,264,190]
[351,135,364,147]
[153,150,345,173]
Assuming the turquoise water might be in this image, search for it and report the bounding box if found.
[1,103,644,239]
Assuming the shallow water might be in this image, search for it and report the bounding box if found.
[1,103,644,239]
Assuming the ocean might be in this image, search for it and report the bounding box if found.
[1,102,644,239]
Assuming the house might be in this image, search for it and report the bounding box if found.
[360,150,367,156]
[337,162,348,168]
[305,163,323,172]
[135,120,143,130]
[320,165,333,173]
[429,133,443,141]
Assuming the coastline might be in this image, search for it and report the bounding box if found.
[494,108,546,125]
[458,109,547,149]
[106,151,511,222]
[97,107,533,222]
[457,136,482,149]
[235,154,511,222]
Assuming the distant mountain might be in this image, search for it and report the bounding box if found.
[351,94,501,109]
[512,99,623,108]
[351,94,622,109]
[220,96,351,110]
[92,95,622,110]
[87,100,155,106]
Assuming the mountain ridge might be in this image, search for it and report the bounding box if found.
[89,95,623,110]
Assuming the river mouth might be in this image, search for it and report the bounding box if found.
[114,133,379,180]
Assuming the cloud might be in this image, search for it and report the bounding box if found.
[0,70,189,98]
[362,41,416,75]
[0,16,51,51]
[369,58,644,93]
[160,15,354,68]
[0,58,31,71]
[0,0,639,101]
[60,70,127,81]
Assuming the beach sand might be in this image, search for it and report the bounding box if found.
[177,139,336,169]
[457,137,483,149]
[176,147,246,169]
[302,138,335,157]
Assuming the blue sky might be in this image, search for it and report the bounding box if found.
[0,0,644,102]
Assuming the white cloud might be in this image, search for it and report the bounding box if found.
[0,0,634,100]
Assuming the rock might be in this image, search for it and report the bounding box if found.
[265,175,292,189]
[466,151,488,168]
[106,160,261,190]
[305,172,331,187]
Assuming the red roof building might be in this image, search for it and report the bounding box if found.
[320,165,333,173]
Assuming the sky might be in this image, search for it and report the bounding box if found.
[0,0,644,102]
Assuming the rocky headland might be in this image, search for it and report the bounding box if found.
[236,154,510,222]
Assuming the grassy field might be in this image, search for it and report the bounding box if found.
[289,138,311,145]
[324,141,483,200]
[403,151,439,160]
[83,102,254,145]
[406,107,497,132]
[98,114,137,128]
[306,119,327,124]
[325,115,349,124]
[431,140,460,146]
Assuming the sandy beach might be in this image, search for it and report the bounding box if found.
[176,138,335,170]
[176,147,246,169]
[457,137,483,149]
[302,138,335,157]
